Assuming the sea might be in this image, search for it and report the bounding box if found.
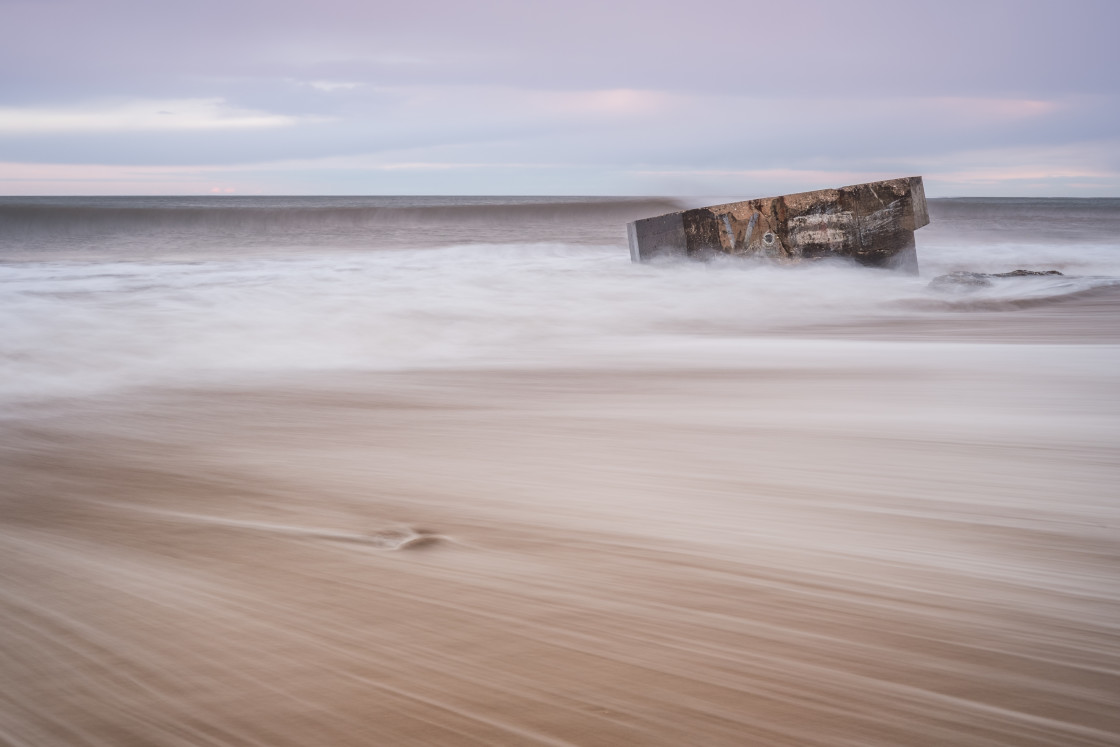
[1,196,1118,745]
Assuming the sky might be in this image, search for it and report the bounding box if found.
[1,0,1118,196]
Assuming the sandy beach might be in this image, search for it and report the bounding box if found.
[3,288,1118,746]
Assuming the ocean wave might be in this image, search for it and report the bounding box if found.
[0,197,685,258]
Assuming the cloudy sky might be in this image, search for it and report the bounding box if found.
[2,0,1117,196]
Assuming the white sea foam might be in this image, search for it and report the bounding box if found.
[1,239,1117,403]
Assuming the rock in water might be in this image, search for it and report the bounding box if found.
[929,269,1064,291]
[988,270,1064,278]
[627,176,928,273]
[929,271,995,290]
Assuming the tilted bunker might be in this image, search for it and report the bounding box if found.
[627,176,928,273]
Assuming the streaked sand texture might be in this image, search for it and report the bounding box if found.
[3,298,1119,746]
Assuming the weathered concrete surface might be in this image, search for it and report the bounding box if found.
[628,176,929,273]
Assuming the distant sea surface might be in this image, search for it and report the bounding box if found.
[2,196,1119,746]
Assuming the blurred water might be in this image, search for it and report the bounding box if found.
[1,197,1118,403]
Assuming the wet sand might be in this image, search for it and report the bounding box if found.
[2,306,1119,746]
